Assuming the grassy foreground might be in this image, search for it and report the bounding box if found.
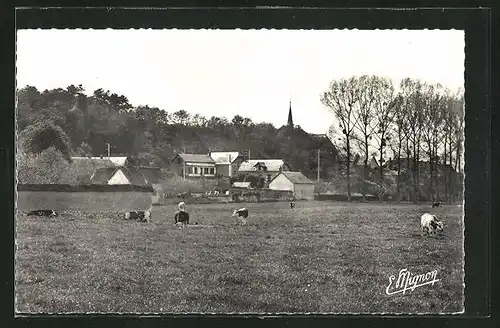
[15,201,464,314]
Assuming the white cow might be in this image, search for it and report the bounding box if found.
[421,213,444,235]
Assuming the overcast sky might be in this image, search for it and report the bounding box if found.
[16,29,464,134]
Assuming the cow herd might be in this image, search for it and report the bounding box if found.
[24,200,446,237]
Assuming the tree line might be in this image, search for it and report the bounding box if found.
[16,84,338,183]
[321,76,464,202]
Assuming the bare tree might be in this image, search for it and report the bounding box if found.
[400,78,426,202]
[421,83,446,202]
[321,77,361,201]
[371,77,399,199]
[352,76,380,201]
[388,93,407,202]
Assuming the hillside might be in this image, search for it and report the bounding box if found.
[16,85,340,180]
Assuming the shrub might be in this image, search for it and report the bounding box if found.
[17,147,70,184]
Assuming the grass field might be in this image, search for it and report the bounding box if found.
[15,201,464,314]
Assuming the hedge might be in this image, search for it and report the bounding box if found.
[17,184,154,193]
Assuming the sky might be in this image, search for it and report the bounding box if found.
[16,29,464,134]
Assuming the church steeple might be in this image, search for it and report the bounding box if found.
[287,98,294,127]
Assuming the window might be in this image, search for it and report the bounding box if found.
[209,168,215,174]
[194,167,199,174]
[204,168,210,174]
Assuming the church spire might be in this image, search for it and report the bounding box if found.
[287,98,294,127]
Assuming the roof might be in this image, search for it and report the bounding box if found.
[90,166,150,186]
[90,167,117,184]
[172,153,215,164]
[274,171,315,185]
[238,159,286,172]
[71,156,128,166]
[233,181,251,188]
[210,151,240,164]
[137,167,163,184]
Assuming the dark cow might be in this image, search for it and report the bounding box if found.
[27,210,58,217]
[174,210,190,225]
[432,201,443,208]
[125,210,151,222]
[232,208,248,225]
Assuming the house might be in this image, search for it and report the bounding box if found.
[268,171,315,200]
[209,151,245,177]
[171,153,216,179]
[90,166,163,188]
[237,159,290,178]
[70,156,129,168]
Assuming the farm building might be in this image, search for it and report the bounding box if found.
[70,156,129,168]
[268,171,315,200]
[209,151,245,177]
[171,153,216,179]
[90,166,163,188]
[237,159,291,182]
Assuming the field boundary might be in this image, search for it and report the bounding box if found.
[17,184,154,193]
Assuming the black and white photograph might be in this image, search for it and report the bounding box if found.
[15,26,465,314]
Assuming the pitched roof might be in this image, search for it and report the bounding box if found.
[90,166,149,186]
[71,156,128,166]
[90,167,117,184]
[137,167,163,184]
[210,151,241,164]
[277,171,315,184]
[121,167,149,185]
[238,159,286,172]
[173,153,215,164]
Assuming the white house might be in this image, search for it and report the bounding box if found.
[171,153,216,179]
[209,151,245,177]
[268,171,315,200]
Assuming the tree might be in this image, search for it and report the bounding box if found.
[389,93,408,202]
[400,78,426,202]
[19,120,72,160]
[371,78,398,196]
[352,76,381,201]
[421,84,446,201]
[321,77,361,201]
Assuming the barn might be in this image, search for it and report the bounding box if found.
[268,171,315,200]
[90,166,162,187]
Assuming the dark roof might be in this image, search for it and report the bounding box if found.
[137,167,163,184]
[123,167,149,185]
[278,171,315,184]
[90,166,150,186]
[90,167,117,184]
[172,153,215,164]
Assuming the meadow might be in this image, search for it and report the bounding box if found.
[15,201,464,314]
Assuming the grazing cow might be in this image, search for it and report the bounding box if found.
[27,209,58,217]
[125,210,152,222]
[421,213,444,235]
[232,208,248,225]
[290,201,295,209]
[432,201,443,208]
